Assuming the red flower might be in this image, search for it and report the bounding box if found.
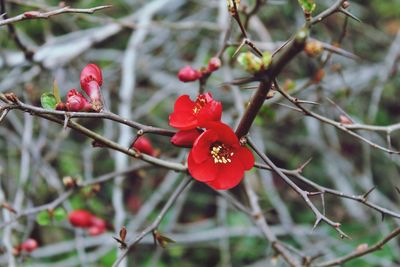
[65,89,92,112]
[20,238,38,253]
[171,129,202,148]
[169,93,222,130]
[177,66,202,82]
[188,122,254,190]
[68,210,93,228]
[132,136,156,156]
[80,63,103,111]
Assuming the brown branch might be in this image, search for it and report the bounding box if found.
[253,162,400,220]
[316,227,400,266]
[0,5,111,26]
[247,137,349,238]
[112,176,193,267]
[0,94,185,172]
[0,93,176,136]
[273,81,400,154]
[0,163,150,229]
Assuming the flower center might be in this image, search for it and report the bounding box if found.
[210,142,234,164]
[192,95,208,114]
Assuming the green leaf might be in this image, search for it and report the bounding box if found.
[262,51,272,69]
[298,0,316,13]
[40,93,57,110]
[53,80,61,103]
[53,208,67,222]
[237,52,262,73]
[36,210,51,226]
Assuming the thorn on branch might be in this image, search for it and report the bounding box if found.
[297,157,313,173]
[395,186,400,195]
[308,191,323,196]
[63,114,71,130]
[362,186,376,201]
[339,8,361,22]
[312,217,322,231]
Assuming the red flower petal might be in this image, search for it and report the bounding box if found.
[171,129,202,148]
[169,112,198,130]
[236,146,255,170]
[190,130,218,163]
[197,100,222,126]
[173,95,195,112]
[133,136,155,156]
[202,122,239,146]
[206,158,245,190]
[188,152,218,182]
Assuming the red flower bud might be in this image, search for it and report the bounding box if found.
[68,210,94,228]
[339,115,353,125]
[80,64,103,110]
[132,136,156,156]
[87,217,106,236]
[207,57,221,72]
[171,129,202,148]
[65,89,92,112]
[55,102,67,111]
[177,66,202,82]
[20,239,38,253]
[88,225,106,236]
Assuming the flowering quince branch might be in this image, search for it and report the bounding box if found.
[2,1,400,266]
[233,0,350,139]
[168,92,255,190]
[0,96,186,172]
[0,93,176,137]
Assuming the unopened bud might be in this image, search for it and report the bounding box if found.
[207,57,222,72]
[304,41,324,57]
[177,66,202,82]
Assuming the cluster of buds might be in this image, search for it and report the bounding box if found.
[177,57,222,83]
[56,64,104,112]
[68,210,107,236]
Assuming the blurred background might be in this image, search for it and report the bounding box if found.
[0,0,400,266]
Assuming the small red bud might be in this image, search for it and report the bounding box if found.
[80,64,103,110]
[20,239,38,253]
[68,210,94,228]
[24,11,40,18]
[132,136,156,156]
[87,226,106,236]
[65,89,92,112]
[55,102,67,111]
[87,217,106,236]
[171,129,202,148]
[80,64,103,89]
[207,57,221,72]
[177,66,202,82]
[339,115,353,125]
